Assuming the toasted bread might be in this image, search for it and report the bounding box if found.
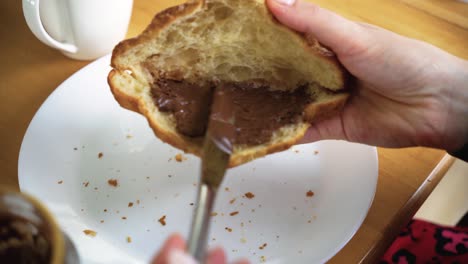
[108,0,349,167]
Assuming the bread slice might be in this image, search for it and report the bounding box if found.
[108,0,349,167]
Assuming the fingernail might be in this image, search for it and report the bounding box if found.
[274,0,296,6]
[168,249,198,264]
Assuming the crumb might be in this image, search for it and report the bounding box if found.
[212,238,216,241]
[136,200,140,205]
[100,220,104,223]
[308,220,312,223]
[73,147,78,151]
[57,180,63,184]
[251,209,255,213]
[229,198,236,204]
[158,215,166,226]
[240,238,247,243]
[122,216,127,220]
[83,181,89,187]
[259,243,267,250]
[294,150,300,153]
[168,175,172,178]
[94,187,98,190]
[108,179,118,187]
[225,227,233,232]
[175,153,186,162]
[190,203,194,206]
[306,190,314,197]
[230,211,239,216]
[126,236,132,243]
[81,209,84,212]
[276,235,280,239]
[128,202,133,207]
[313,215,317,220]
[260,256,266,262]
[210,212,218,217]
[126,134,133,139]
[245,192,255,199]
[168,158,173,162]
[314,150,319,155]
[225,187,230,191]
[146,176,150,180]
[98,152,103,159]
[103,209,107,212]
[248,220,252,223]
[192,183,197,186]
[83,230,97,237]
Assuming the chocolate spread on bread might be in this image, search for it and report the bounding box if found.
[151,80,310,145]
[153,79,213,136]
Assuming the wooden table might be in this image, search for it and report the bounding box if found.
[1,0,466,263]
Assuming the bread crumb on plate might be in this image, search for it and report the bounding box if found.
[158,215,166,226]
[108,179,118,187]
[83,230,97,237]
[245,192,255,199]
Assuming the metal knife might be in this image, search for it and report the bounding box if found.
[187,86,234,262]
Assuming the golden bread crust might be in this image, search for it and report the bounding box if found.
[108,0,351,167]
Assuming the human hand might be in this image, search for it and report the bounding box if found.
[267,0,468,152]
[151,234,249,264]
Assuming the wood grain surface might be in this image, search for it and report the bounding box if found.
[0,0,466,263]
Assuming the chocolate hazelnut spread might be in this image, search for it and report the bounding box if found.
[0,215,51,264]
[153,79,214,137]
[151,80,310,145]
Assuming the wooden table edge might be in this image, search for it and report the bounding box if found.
[358,153,456,264]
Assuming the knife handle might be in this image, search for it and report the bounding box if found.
[188,183,217,262]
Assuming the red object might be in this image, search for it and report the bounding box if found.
[380,219,468,264]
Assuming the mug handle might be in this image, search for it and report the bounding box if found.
[22,0,78,53]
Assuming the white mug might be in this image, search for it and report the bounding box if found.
[23,0,133,60]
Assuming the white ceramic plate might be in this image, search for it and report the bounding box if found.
[19,55,378,264]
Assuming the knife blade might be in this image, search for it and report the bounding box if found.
[187,86,235,262]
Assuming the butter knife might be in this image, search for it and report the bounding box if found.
[187,86,234,262]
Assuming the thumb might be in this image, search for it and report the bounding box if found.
[266,0,371,58]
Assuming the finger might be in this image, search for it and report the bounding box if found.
[266,0,371,58]
[152,234,187,264]
[206,247,227,264]
[298,115,348,144]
